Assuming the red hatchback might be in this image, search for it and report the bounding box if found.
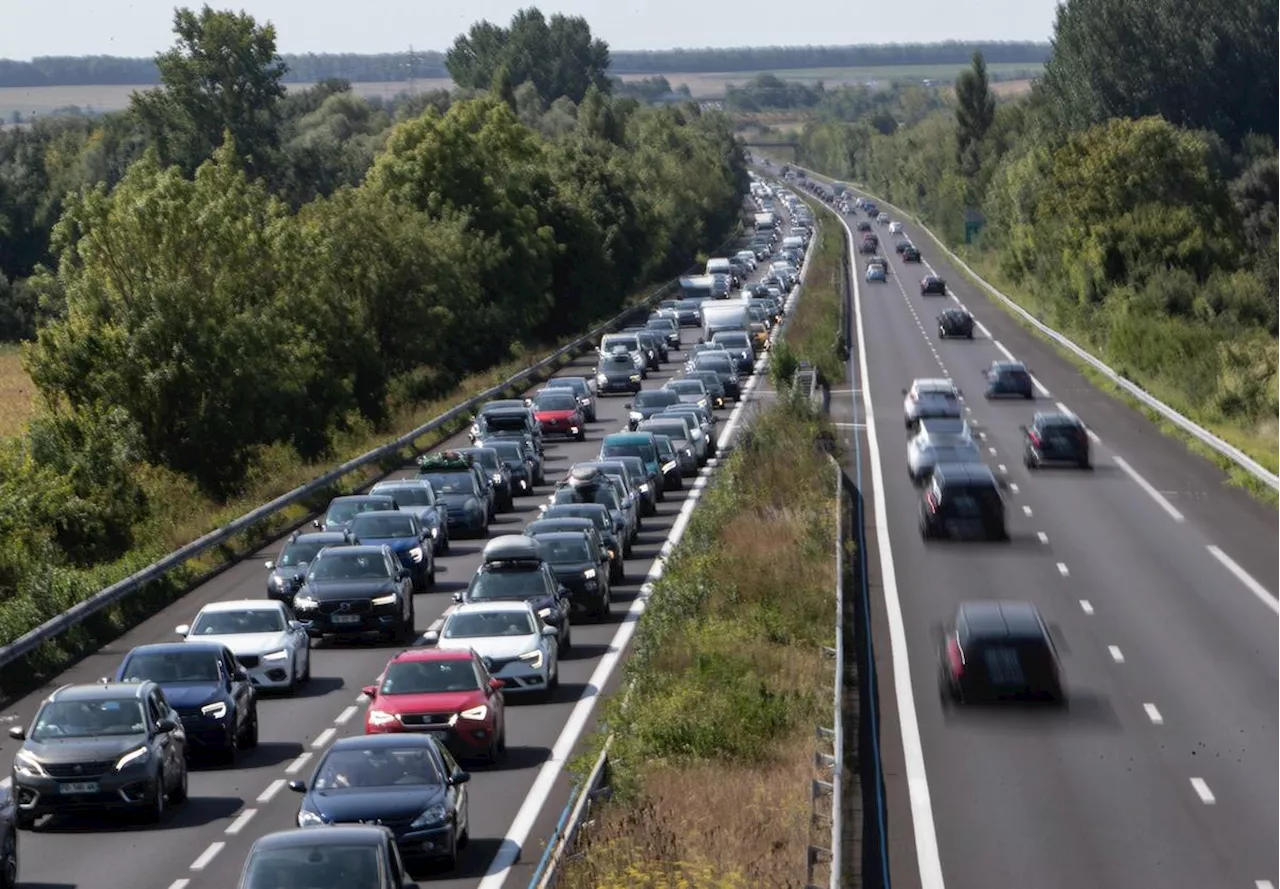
[363,648,506,762]
[529,389,586,441]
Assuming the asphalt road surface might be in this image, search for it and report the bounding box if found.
[0,222,797,889]
[804,173,1279,889]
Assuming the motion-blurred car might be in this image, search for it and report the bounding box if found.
[626,389,682,431]
[427,600,561,699]
[938,601,1065,705]
[918,463,1008,542]
[903,378,963,429]
[902,245,922,263]
[937,307,975,339]
[907,436,985,485]
[855,220,872,232]
[859,234,879,254]
[1021,412,1092,469]
[663,378,711,410]
[894,240,912,254]
[889,221,903,234]
[984,361,1036,399]
[920,275,947,296]
[865,262,887,283]
[175,599,311,692]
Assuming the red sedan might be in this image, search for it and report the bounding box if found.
[363,648,506,762]
[528,389,586,441]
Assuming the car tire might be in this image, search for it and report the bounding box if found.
[300,649,311,682]
[14,812,33,833]
[576,430,586,442]
[240,708,260,749]
[1079,460,1092,470]
[145,772,168,824]
[611,562,624,584]
[966,332,974,339]
[0,828,15,889]
[440,531,450,555]
[594,594,610,622]
[170,764,188,805]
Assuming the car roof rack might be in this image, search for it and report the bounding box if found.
[418,451,473,471]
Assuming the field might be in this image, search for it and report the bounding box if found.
[0,346,36,436]
[0,62,1045,120]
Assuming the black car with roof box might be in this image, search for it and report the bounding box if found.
[938,601,1064,705]
[902,245,922,263]
[535,531,611,620]
[937,307,975,339]
[919,463,1008,542]
[1022,412,1091,469]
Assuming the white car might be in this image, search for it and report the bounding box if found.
[425,601,559,700]
[903,378,963,429]
[907,435,984,484]
[889,221,903,234]
[176,599,311,692]
[877,213,890,225]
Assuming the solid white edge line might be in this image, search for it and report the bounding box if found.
[189,841,225,871]
[224,808,257,836]
[1189,777,1216,804]
[1205,545,1279,615]
[842,210,948,886]
[1112,456,1186,522]
[257,779,287,804]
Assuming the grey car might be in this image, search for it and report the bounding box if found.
[662,378,711,409]
[626,389,682,431]
[637,418,697,476]
[907,436,984,485]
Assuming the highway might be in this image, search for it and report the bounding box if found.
[807,173,1280,889]
[0,220,792,889]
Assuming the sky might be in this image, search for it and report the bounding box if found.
[0,0,1061,60]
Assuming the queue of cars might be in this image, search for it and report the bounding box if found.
[2,173,799,888]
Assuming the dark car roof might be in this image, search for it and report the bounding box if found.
[991,361,1028,372]
[546,377,589,389]
[1032,411,1083,427]
[534,531,595,545]
[941,307,970,317]
[315,544,388,559]
[52,681,153,702]
[932,463,1000,486]
[484,407,530,419]
[329,494,394,504]
[526,518,593,532]
[958,601,1047,641]
[125,641,225,657]
[250,824,393,851]
[291,531,353,543]
[329,733,444,753]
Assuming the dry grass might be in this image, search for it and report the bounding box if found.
[0,347,36,436]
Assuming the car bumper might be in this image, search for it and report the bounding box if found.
[558,577,608,612]
[296,610,402,636]
[599,379,641,393]
[13,770,162,815]
[539,421,582,438]
[492,661,553,694]
[234,655,295,688]
[445,510,488,533]
[367,720,496,758]
[178,714,238,749]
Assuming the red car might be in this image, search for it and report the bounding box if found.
[528,389,587,441]
[363,648,506,762]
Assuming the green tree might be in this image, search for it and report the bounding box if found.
[491,64,517,111]
[954,52,996,177]
[130,5,287,176]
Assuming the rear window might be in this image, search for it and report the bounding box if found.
[945,484,1002,515]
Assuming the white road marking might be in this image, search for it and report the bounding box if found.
[1108,646,1125,663]
[1030,376,1051,397]
[1189,777,1216,804]
[257,779,287,803]
[311,727,336,749]
[993,340,1016,362]
[1056,562,1069,577]
[190,842,225,871]
[1255,881,1275,889]
[334,705,358,726]
[168,881,190,889]
[987,447,997,456]
[1079,599,1094,614]
[1022,505,1033,516]
[1009,482,1019,493]
[1055,402,1104,443]
[1113,456,1185,522]
[1206,545,1279,615]
[974,320,991,338]
[978,431,988,440]
[285,752,312,774]
[997,464,1007,474]
[1036,531,1049,544]
[225,808,256,835]
[1143,704,1164,725]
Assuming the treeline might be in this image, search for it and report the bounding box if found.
[0,6,745,637]
[0,41,1053,87]
[726,73,948,130]
[797,0,1278,467]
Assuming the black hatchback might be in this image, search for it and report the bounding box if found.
[1022,412,1091,469]
[938,601,1065,705]
[936,308,974,339]
[984,361,1035,399]
[919,463,1008,542]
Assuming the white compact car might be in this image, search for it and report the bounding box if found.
[889,221,903,234]
[176,599,311,692]
[903,378,964,429]
[425,601,559,700]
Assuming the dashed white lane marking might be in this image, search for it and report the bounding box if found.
[167,881,190,889]
[1056,562,1070,577]
[1143,703,1164,725]
[987,446,998,456]
[993,339,1016,362]
[978,431,987,440]
[1255,881,1275,889]
[1108,646,1125,663]
[1079,599,1094,614]
[225,808,257,835]
[257,779,287,803]
[334,705,359,725]
[311,727,336,748]
[1022,505,1033,516]
[1189,777,1216,804]
[1206,545,1280,616]
[1036,531,1049,544]
[1113,456,1185,522]
[1009,482,1019,494]
[285,752,313,774]
[190,842,225,870]
[997,463,1007,474]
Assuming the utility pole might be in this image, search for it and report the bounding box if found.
[405,45,417,95]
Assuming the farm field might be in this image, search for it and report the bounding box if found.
[0,347,37,437]
[0,61,1044,120]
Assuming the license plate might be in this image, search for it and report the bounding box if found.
[60,782,99,794]
[331,614,361,624]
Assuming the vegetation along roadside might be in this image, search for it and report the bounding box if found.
[789,0,1277,498]
[0,6,749,697]
[557,208,849,888]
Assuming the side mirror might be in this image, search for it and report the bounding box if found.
[624,402,632,409]
[311,519,321,529]
[541,625,559,637]
[361,684,378,698]
[8,726,24,741]
[288,620,303,631]
[175,624,190,637]
[488,678,504,692]
[156,717,177,733]
[558,585,571,599]
[288,779,307,793]
[264,560,275,570]
[451,592,463,604]
[423,630,440,645]
[449,770,471,786]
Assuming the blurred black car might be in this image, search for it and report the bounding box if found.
[535,531,611,621]
[984,361,1035,399]
[458,448,514,512]
[918,463,1008,542]
[237,825,411,889]
[596,353,642,394]
[938,601,1065,705]
[937,308,975,340]
[920,275,947,295]
[1021,412,1091,469]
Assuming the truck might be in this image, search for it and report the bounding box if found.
[701,300,750,342]
[754,212,776,232]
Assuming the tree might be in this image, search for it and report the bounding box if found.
[130,6,287,176]
[445,7,611,104]
[954,52,996,177]
[491,64,517,111]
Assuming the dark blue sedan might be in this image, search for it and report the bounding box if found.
[984,361,1036,400]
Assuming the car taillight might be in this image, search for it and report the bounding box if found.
[908,392,918,402]
[947,638,964,677]
[1028,431,1041,447]
[925,491,938,511]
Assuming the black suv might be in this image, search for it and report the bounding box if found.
[536,530,612,621]
[264,530,351,602]
[937,308,975,339]
[919,463,1008,542]
[938,601,1065,705]
[454,536,573,651]
[10,681,189,826]
[1021,412,1092,469]
[291,545,416,644]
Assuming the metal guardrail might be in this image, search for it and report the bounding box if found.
[0,232,744,670]
[787,162,1280,492]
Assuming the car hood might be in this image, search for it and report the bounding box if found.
[356,536,418,551]
[191,630,291,655]
[308,784,447,823]
[394,505,438,521]
[377,690,485,714]
[432,492,478,509]
[535,410,577,421]
[305,579,399,598]
[24,735,145,765]
[437,634,541,660]
[675,394,704,404]
[550,561,597,578]
[598,367,635,379]
[158,682,225,709]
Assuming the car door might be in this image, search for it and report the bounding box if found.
[542,565,571,624]
[473,654,503,732]
[221,647,253,735]
[148,689,183,781]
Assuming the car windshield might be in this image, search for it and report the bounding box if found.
[691,373,722,390]
[603,337,638,351]
[422,472,475,494]
[667,380,703,394]
[469,568,546,600]
[313,747,442,791]
[534,392,578,412]
[540,537,593,563]
[552,485,620,508]
[715,334,750,349]
[377,485,432,506]
[279,540,327,567]
[546,378,586,394]
[601,441,655,463]
[925,444,981,462]
[241,845,383,889]
[644,423,687,442]
[350,514,416,539]
[444,611,536,639]
[380,659,480,694]
[483,414,527,432]
[654,437,675,457]
[121,650,220,683]
[675,299,703,311]
[545,506,608,529]
[489,442,524,461]
[466,451,499,470]
[192,609,284,635]
[698,356,731,372]
[32,699,146,740]
[634,391,678,408]
[326,501,383,523]
[601,356,632,369]
[308,553,390,582]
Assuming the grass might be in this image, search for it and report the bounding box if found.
[0,346,37,436]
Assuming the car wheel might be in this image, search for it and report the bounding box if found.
[442,828,459,871]
[170,763,188,804]
[427,560,436,589]
[611,562,624,584]
[14,812,33,833]
[145,772,168,824]
[440,531,450,555]
[0,828,15,889]
[300,648,311,682]
[576,430,586,442]
[1079,460,1092,470]
[1025,454,1036,469]
[595,594,610,622]
[560,623,573,654]
[241,707,260,749]
[966,331,974,339]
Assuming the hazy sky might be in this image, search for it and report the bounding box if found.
[2,0,1061,60]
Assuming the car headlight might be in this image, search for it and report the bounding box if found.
[597,373,608,384]
[583,567,597,580]
[629,374,641,383]
[606,548,616,560]
[270,575,287,588]
[368,709,399,726]
[429,526,439,538]
[662,460,677,473]
[371,593,398,606]
[201,701,229,720]
[691,429,703,440]
[459,705,488,721]
[638,482,649,493]
[410,803,449,829]
[579,397,591,405]
[697,398,707,409]
[115,746,149,770]
[519,649,545,670]
[14,750,45,777]
[408,545,424,563]
[536,607,553,618]
[683,448,693,458]
[293,595,319,610]
[298,808,326,827]
[629,411,642,421]
[492,472,503,483]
